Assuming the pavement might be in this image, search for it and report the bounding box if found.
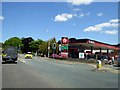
[102,64,120,74]
[88,64,119,74]
[39,57,120,74]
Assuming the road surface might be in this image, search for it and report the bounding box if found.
[2,55,119,88]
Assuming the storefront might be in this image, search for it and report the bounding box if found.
[67,38,120,60]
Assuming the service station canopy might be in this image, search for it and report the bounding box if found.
[68,38,120,50]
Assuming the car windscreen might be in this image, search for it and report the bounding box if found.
[4,48,17,54]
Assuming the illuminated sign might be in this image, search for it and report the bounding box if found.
[62,37,69,44]
[61,45,68,50]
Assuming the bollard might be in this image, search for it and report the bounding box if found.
[96,60,102,69]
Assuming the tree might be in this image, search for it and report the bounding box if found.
[29,39,44,53]
[3,37,22,49]
[21,37,34,53]
[39,41,48,56]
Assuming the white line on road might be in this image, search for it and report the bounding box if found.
[18,59,26,64]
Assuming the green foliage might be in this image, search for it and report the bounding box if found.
[39,41,48,56]
[3,37,59,56]
[37,37,58,56]
[21,37,34,53]
[3,37,22,48]
[29,39,44,53]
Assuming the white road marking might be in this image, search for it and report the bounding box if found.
[18,59,26,64]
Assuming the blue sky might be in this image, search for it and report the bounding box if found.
[1,1,119,44]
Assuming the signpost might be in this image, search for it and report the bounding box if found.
[59,44,61,51]
[53,43,56,59]
[61,37,69,58]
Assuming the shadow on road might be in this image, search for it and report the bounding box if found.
[2,62,17,64]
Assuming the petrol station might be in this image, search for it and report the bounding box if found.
[60,37,120,60]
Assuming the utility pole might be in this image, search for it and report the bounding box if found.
[48,40,50,58]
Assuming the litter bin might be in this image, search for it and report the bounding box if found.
[96,60,102,69]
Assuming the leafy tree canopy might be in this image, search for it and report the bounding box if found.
[29,39,44,53]
[3,37,22,48]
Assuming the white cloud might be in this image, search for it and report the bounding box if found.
[96,22,111,27]
[97,12,103,16]
[0,16,4,20]
[104,30,118,35]
[54,12,88,22]
[66,0,93,6]
[84,19,119,35]
[84,26,102,32]
[73,12,90,18]
[79,13,85,17]
[73,8,81,12]
[109,19,120,27]
[109,19,119,23]
[54,13,73,22]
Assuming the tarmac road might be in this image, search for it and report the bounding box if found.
[2,55,119,88]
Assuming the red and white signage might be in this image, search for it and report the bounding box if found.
[62,37,69,44]
[61,52,68,58]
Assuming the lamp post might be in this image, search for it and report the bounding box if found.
[48,40,50,58]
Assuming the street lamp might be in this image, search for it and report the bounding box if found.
[48,40,50,58]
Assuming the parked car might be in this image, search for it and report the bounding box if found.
[25,52,33,59]
[49,54,61,59]
[2,46,18,63]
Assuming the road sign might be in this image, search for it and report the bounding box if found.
[79,53,84,59]
[61,45,68,50]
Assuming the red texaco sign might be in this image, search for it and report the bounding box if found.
[62,37,69,44]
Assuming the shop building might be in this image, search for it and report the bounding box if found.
[59,37,120,60]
